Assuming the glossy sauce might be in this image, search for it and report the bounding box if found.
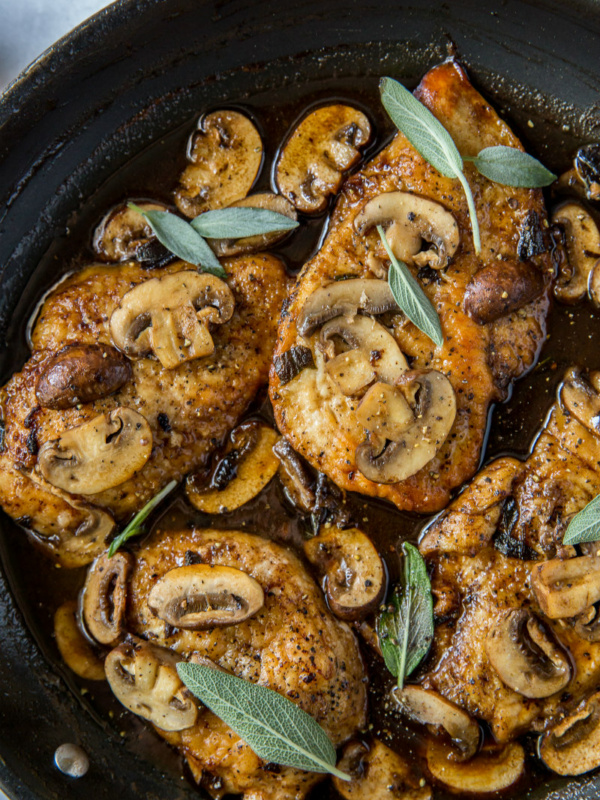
[1,70,598,800]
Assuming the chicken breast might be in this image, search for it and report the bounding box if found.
[110,527,367,800]
[270,60,553,512]
[419,367,600,744]
[0,255,289,566]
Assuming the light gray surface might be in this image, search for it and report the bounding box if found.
[0,0,114,90]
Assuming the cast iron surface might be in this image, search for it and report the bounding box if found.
[0,1,599,798]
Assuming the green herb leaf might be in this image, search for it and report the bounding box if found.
[563,493,600,546]
[380,77,483,253]
[376,542,434,690]
[466,146,556,188]
[128,203,226,278]
[191,207,299,239]
[378,226,443,347]
[108,479,178,557]
[177,662,351,780]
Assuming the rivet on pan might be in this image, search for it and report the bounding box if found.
[54,743,89,778]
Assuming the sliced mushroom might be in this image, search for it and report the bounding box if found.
[539,691,600,775]
[575,144,600,202]
[54,601,105,681]
[426,739,525,793]
[587,259,600,308]
[356,382,414,441]
[110,271,234,369]
[273,345,315,386]
[186,422,280,514]
[175,110,263,218]
[297,278,399,337]
[304,527,385,620]
[354,192,460,269]
[569,603,600,641]
[147,564,264,629]
[531,555,600,619]
[37,406,153,495]
[93,200,169,262]
[82,552,132,646]
[333,740,432,800]
[559,366,600,432]
[356,370,457,484]
[273,438,316,513]
[105,638,197,731]
[394,686,480,761]
[485,609,571,698]
[36,343,132,409]
[206,193,297,257]
[276,104,371,213]
[320,315,408,396]
[464,260,545,325]
[552,201,600,303]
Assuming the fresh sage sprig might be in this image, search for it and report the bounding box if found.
[378,226,443,347]
[376,542,434,690]
[130,203,298,279]
[380,77,556,255]
[177,662,351,780]
[563,493,600,546]
[108,479,178,557]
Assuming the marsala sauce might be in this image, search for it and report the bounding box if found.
[1,68,599,799]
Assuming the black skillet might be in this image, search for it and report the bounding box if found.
[0,1,599,798]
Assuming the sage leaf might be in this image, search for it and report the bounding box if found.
[191,207,299,239]
[563,493,600,546]
[378,226,443,347]
[376,542,434,690]
[177,662,351,780]
[128,204,226,278]
[467,146,556,188]
[108,479,178,557]
[380,77,482,254]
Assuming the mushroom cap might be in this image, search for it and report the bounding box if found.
[354,191,460,269]
[276,104,371,214]
[105,638,197,732]
[552,201,600,303]
[147,564,265,629]
[297,278,400,337]
[485,609,571,698]
[559,366,600,433]
[37,406,153,495]
[93,200,169,262]
[539,691,600,775]
[82,552,132,646]
[110,271,235,370]
[531,555,600,619]
[426,739,525,793]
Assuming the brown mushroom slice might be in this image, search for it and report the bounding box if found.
[304,527,385,620]
[93,200,168,261]
[539,691,600,775]
[587,259,600,308]
[206,193,297,257]
[531,556,600,619]
[354,191,460,269]
[464,260,545,325]
[395,686,480,761]
[110,271,234,369]
[426,739,525,793]
[298,278,399,337]
[186,422,280,514]
[560,366,600,433]
[575,144,600,202]
[569,604,600,642]
[105,638,197,731]
[147,564,264,629]
[38,407,153,495]
[273,438,316,513]
[275,104,371,214]
[54,601,105,681]
[333,740,432,800]
[356,370,457,484]
[175,110,263,218]
[82,552,132,646]
[35,343,132,409]
[552,201,600,303]
[485,609,571,698]
[320,315,408,396]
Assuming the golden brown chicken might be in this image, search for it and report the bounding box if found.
[269,60,553,513]
[92,527,367,800]
[0,255,289,566]
[418,367,600,774]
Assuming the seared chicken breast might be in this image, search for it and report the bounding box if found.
[270,60,553,512]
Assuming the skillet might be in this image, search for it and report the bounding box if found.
[0,0,599,798]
